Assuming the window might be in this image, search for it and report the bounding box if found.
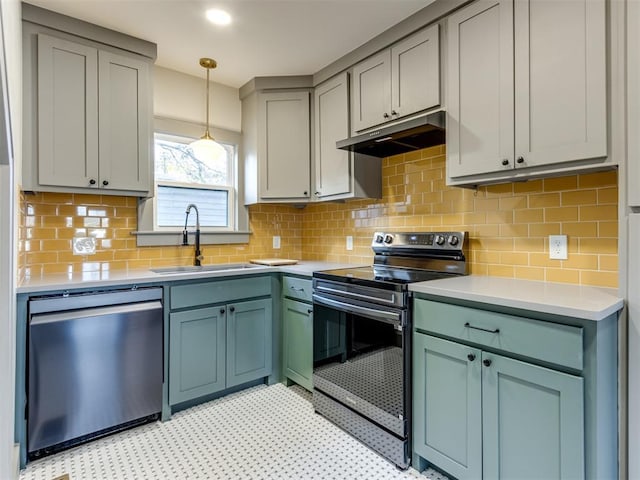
[154,134,235,230]
[136,117,249,246]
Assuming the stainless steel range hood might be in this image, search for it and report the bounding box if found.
[336,110,445,158]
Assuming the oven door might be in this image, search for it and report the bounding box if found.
[311,291,409,439]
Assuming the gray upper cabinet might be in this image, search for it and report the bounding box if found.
[314,72,381,201]
[628,0,640,207]
[447,0,608,185]
[351,24,440,134]
[243,89,311,204]
[22,13,155,196]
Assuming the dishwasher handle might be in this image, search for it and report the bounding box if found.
[30,301,163,325]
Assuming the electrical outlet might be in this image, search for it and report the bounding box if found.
[549,235,568,260]
[273,236,281,249]
[346,236,353,251]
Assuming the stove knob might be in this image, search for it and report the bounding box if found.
[384,234,394,244]
[375,234,384,244]
[435,235,445,246]
[448,235,459,246]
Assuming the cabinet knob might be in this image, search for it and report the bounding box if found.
[516,156,525,164]
[220,308,225,315]
[307,308,313,314]
[467,353,476,362]
[383,112,390,119]
[89,179,96,185]
[229,306,235,313]
[501,159,509,166]
[303,191,308,196]
[102,180,109,186]
[315,191,321,196]
[483,359,492,367]
[391,110,398,116]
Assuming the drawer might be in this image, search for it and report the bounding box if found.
[414,299,583,371]
[171,276,271,310]
[283,276,312,302]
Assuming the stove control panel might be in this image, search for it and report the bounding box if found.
[372,231,467,251]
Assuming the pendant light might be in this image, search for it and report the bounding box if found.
[189,57,226,166]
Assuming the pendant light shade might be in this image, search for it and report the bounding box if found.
[189,57,225,166]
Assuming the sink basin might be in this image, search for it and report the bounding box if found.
[150,263,262,274]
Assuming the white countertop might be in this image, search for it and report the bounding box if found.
[409,275,624,321]
[17,261,363,294]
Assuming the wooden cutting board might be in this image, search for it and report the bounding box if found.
[250,258,298,266]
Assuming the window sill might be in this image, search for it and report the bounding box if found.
[133,230,252,247]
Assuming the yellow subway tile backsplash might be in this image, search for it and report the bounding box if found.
[19,148,619,288]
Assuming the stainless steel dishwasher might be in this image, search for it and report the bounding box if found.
[27,287,163,459]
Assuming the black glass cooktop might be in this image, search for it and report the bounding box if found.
[313,266,454,286]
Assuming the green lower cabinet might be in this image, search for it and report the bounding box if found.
[283,297,313,390]
[170,297,273,405]
[413,334,482,479]
[226,298,272,388]
[482,352,584,480]
[414,333,584,480]
[169,306,226,405]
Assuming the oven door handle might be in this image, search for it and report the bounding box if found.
[312,294,403,328]
[314,285,397,306]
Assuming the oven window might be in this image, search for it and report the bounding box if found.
[313,304,405,419]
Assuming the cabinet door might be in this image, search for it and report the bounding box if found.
[98,51,150,192]
[169,306,226,405]
[314,73,351,199]
[447,0,514,178]
[413,334,482,480]
[283,298,313,391]
[351,50,391,132]
[226,298,272,388]
[482,352,584,480]
[258,91,310,200]
[391,24,440,119]
[629,0,640,207]
[513,0,606,169]
[37,34,99,189]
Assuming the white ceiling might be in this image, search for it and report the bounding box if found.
[25,0,433,88]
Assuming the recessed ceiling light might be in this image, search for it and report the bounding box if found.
[206,8,232,26]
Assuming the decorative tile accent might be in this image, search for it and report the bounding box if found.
[18,384,445,480]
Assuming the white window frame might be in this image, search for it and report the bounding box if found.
[135,116,250,247]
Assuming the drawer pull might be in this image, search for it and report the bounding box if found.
[290,286,305,292]
[307,309,313,314]
[464,322,500,334]
[467,353,476,362]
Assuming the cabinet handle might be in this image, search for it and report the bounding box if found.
[229,306,235,313]
[102,180,109,186]
[467,353,476,362]
[501,159,509,166]
[464,322,500,334]
[383,112,390,119]
[516,156,525,164]
[307,309,313,314]
[220,308,225,314]
[483,359,492,367]
[89,179,96,185]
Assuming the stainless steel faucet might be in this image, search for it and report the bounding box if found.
[183,204,203,266]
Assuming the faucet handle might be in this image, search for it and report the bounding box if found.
[196,254,204,262]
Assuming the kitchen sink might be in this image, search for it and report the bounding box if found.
[150,263,262,274]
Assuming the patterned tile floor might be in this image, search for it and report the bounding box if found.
[19,383,449,480]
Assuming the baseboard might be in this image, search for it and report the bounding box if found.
[12,443,19,480]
